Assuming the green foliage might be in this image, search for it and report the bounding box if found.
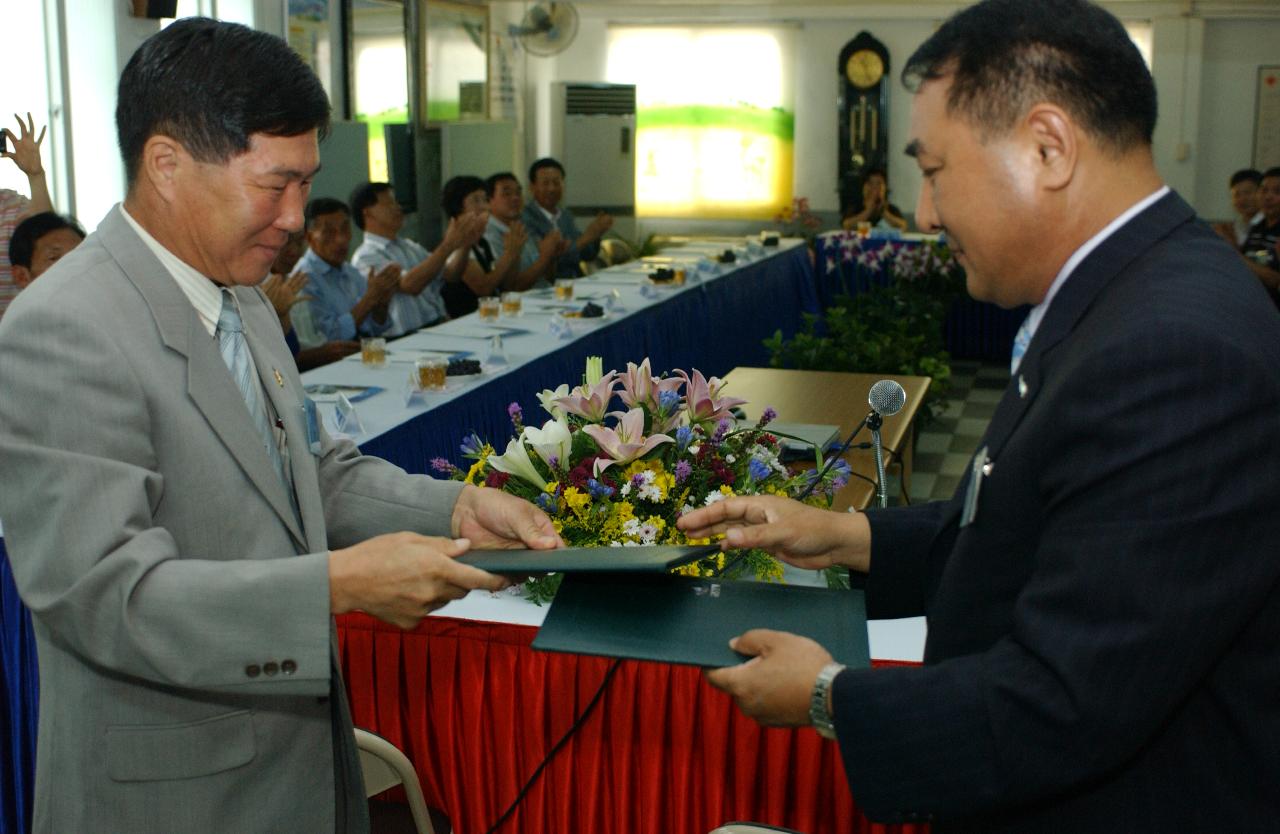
[765,238,965,425]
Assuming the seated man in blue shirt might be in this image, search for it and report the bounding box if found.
[349,181,484,335]
[483,172,562,291]
[292,197,399,349]
[520,157,613,279]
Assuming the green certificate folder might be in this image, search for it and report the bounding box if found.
[456,544,718,574]
[532,572,870,669]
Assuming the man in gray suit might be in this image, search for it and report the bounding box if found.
[0,19,557,833]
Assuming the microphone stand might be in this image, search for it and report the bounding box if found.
[868,410,889,508]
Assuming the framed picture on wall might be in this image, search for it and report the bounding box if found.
[1254,65,1280,170]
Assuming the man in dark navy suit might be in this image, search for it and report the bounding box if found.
[680,1,1280,830]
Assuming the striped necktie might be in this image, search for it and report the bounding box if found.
[216,289,295,501]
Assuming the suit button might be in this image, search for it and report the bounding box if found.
[281,659,297,675]
[264,661,279,676]
[245,664,261,678]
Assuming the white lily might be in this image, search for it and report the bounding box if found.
[486,435,548,489]
[523,418,574,471]
[537,383,571,420]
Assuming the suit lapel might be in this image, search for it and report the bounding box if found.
[97,207,307,547]
[935,192,1194,530]
[981,192,1195,464]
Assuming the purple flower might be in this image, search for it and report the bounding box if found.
[630,473,646,489]
[460,431,485,458]
[748,458,771,482]
[658,389,681,413]
[829,459,852,490]
[508,402,524,429]
[757,407,777,428]
[536,492,558,513]
[430,457,454,474]
[712,418,731,444]
[674,459,692,483]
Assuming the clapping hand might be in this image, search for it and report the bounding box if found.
[504,220,528,253]
[261,271,310,318]
[368,263,402,302]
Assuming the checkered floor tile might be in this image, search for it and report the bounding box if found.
[889,360,1010,505]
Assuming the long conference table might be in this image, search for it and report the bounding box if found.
[0,239,928,834]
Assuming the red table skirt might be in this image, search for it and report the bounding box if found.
[337,613,926,834]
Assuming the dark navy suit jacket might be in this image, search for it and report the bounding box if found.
[834,192,1280,831]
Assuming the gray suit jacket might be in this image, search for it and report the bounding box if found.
[0,206,464,833]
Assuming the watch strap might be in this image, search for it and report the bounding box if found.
[809,662,846,740]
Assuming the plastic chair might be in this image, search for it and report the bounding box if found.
[355,728,435,834]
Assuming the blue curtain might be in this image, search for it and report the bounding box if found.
[1,537,38,834]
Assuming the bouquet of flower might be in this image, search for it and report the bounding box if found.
[432,357,851,603]
[774,196,824,244]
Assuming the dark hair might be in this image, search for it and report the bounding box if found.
[902,0,1156,153]
[9,212,85,269]
[116,17,330,186]
[349,181,393,230]
[442,175,487,218]
[1263,167,1280,182]
[528,157,565,182]
[1229,169,1263,188]
[485,172,519,198]
[305,197,349,230]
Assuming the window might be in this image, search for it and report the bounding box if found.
[607,26,795,220]
[351,0,409,182]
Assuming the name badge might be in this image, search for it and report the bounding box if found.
[960,445,991,528]
[302,397,322,455]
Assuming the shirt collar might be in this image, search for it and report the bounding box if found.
[120,204,226,337]
[361,230,393,248]
[536,203,558,223]
[488,215,512,234]
[1020,185,1170,344]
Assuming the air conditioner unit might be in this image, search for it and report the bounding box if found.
[550,82,636,216]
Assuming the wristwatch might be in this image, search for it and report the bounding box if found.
[809,662,846,740]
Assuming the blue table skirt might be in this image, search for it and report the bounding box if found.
[0,536,37,834]
[362,245,819,469]
[0,245,818,833]
[815,233,1027,363]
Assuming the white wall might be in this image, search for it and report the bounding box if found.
[1195,18,1280,221]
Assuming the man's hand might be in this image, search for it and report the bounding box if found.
[504,221,528,253]
[2,113,46,177]
[585,211,614,239]
[677,494,872,573]
[451,484,562,551]
[538,228,565,258]
[328,532,508,629]
[368,263,402,302]
[261,271,310,318]
[705,629,834,728]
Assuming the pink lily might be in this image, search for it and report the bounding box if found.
[553,371,618,423]
[678,368,746,425]
[617,358,682,411]
[582,408,673,475]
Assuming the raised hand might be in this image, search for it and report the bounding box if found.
[1,113,47,177]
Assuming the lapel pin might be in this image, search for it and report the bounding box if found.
[1017,375,1028,398]
[273,368,285,388]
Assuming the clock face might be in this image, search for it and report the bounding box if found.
[846,49,885,90]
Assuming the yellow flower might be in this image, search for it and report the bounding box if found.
[465,460,487,486]
[563,487,591,518]
[718,485,736,498]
